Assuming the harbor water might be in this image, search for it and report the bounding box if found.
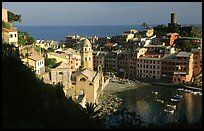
[113,83,202,125]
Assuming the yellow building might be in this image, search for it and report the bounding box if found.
[21,54,45,75]
[2,7,8,22]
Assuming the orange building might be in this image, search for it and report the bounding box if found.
[163,33,179,46]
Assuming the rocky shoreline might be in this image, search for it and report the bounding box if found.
[97,81,150,117]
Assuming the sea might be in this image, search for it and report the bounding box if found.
[15,24,202,42]
[15,25,147,41]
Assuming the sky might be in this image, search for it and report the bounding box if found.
[2,2,202,26]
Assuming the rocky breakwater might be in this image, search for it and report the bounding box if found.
[97,93,122,118]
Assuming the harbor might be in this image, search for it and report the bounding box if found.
[100,79,202,125]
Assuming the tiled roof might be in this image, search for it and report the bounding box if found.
[105,43,114,47]
[2,28,17,33]
[28,54,44,61]
[71,69,97,82]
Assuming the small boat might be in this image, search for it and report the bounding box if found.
[171,98,180,102]
[166,104,176,109]
[152,91,158,95]
[175,94,183,99]
[156,99,164,103]
[177,88,184,91]
[164,108,174,113]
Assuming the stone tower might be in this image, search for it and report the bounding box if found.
[81,38,93,70]
[171,12,176,24]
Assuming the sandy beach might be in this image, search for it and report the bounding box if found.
[103,80,150,94]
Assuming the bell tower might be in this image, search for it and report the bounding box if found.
[81,38,93,70]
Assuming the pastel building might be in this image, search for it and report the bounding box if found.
[93,51,108,71]
[191,48,201,76]
[137,53,163,79]
[172,52,193,83]
[2,28,18,47]
[162,33,179,46]
[21,54,45,75]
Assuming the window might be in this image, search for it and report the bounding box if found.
[85,57,87,61]
[89,83,93,86]
[146,65,148,68]
[89,57,91,61]
[157,71,159,74]
[80,77,86,81]
[158,66,159,69]
[178,78,180,82]
[14,34,17,37]
[10,34,13,38]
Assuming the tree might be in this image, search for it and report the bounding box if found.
[8,11,22,22]
[142,22,148,31]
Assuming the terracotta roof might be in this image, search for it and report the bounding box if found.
[2,28,17,33]
[105,43,114,47]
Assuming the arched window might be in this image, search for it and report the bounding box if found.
[89,83,93,86]
[85,57,87,61]
[80,77,86,81]
[85,48,87,51]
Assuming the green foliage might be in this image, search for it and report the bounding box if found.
[2,21,11,29]
[174,39,200,52]
[45,57,57,68]
[8,11,22,22]
[18,31,36,46]
[142,22,148,30]
[153,24,168,37]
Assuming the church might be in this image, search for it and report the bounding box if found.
[51,38,108,107]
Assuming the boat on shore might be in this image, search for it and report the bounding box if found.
[152,91,158,95]
[171,94,183,102]
[164,108,174,113]
[166,104,176,109]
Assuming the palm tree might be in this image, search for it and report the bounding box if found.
[142,22,148,31]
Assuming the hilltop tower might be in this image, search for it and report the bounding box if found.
[81,38,93,70]
[171,12,176,24]
[168,12,180,33]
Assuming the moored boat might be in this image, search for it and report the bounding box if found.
[166,104,176,109]
[164,108,174,113]
[152,91,158,95]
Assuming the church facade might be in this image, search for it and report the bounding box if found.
[51,38,107,106]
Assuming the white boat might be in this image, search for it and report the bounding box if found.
[171,98,180,102]
[166,104,176,109]
[152,91,158,95]
[164,109,174,113]
[175,94,183,99]
[156,99,164,103]
[177,88,184,91]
